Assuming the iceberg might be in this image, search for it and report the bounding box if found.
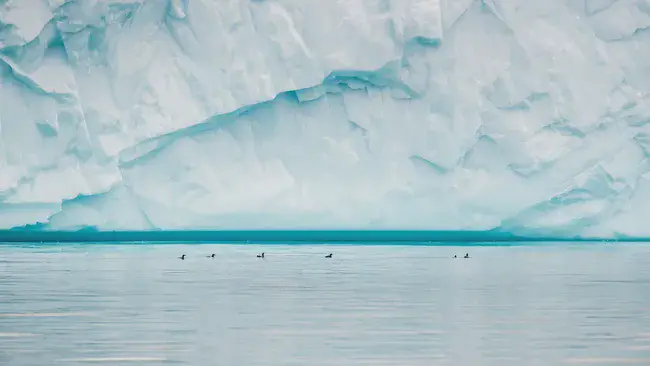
[2,0,650,238]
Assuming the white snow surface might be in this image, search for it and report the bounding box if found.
[2,0,650,237]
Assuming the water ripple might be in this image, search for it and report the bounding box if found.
[1,243,649,365]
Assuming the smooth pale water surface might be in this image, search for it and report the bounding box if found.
[1,243,650,365]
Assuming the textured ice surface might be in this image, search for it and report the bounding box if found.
[2,0,650,237]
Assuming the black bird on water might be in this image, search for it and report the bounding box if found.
[453,255,457,258]
[206,254,215,258]
[325,253,333,258]
[257,252,265,258]
[464,253,470,259]
[179,254,186,260]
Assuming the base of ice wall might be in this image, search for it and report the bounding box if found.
[3,0,650,238]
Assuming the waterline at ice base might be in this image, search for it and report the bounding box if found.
[3,0,650,239]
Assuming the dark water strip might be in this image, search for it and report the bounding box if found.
[0,229,642,244]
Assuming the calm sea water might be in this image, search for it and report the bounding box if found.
[1,243,649,365]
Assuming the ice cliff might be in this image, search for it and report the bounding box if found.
[2,0,650,237]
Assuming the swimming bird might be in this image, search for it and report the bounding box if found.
[325,253,333,258]
[464,253,470,259]
[206,254,215,258]
[257,252,265,258]
[179,254,186,260]
[453,255,457,258]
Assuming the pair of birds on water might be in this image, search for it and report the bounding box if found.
[178,252,334,260]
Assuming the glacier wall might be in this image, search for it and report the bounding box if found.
[2,0,650,237]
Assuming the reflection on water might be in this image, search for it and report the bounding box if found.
[1,243,650,365]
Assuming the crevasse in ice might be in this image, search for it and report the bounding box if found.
[2,0,650,237]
